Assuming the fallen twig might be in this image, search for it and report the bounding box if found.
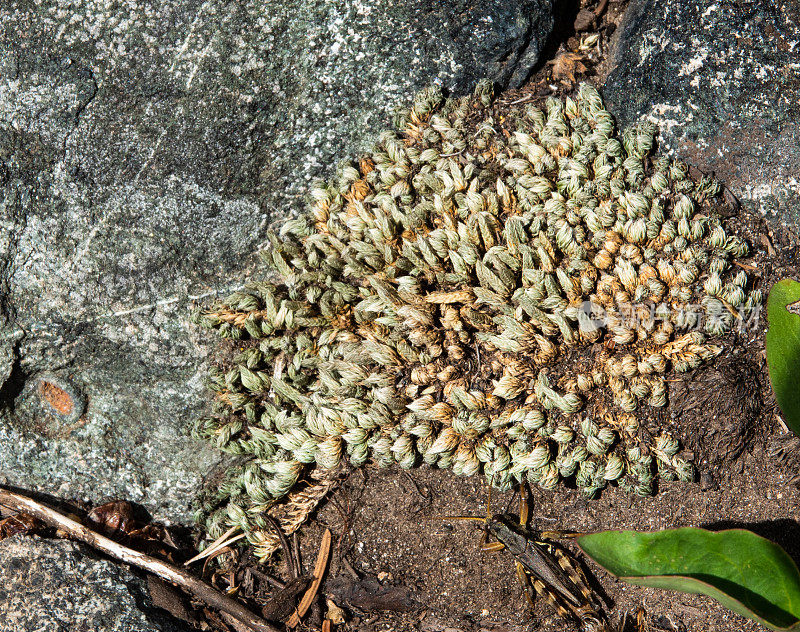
[287,528,332,628]
[0,487,279,632]
[264,514,298,579]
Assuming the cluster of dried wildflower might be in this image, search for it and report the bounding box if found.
[195,82,761,556]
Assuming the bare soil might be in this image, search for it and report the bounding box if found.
[296,444,800,632]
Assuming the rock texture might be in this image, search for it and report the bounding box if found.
[0,0,554,523]
[0,535,189,632]
[603,0,800,237]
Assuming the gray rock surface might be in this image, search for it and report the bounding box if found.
[0,1,554,523]
[0,535,189,632]
[603,0,800,237]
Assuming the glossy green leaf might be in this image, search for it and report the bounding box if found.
[767,279,800,436]
[578,528,800,631]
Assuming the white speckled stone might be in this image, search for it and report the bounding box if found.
[604,0,800,237]
[0,535,189,631]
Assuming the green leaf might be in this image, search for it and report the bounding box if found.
[578,528,800,630]
[767,279,800,435]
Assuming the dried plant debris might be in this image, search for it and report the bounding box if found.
[669,354,763,472]
[194,82,761,558]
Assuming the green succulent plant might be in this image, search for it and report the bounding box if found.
[194,81,760,559]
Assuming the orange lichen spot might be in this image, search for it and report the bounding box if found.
[39,380,76,417]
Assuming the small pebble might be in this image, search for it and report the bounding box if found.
[699,471,719,492]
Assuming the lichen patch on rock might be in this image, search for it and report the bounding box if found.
[36,374,84,422]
